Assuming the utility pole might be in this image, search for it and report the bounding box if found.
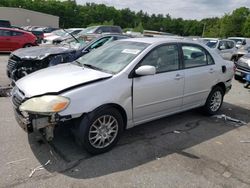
[202,23,206,37]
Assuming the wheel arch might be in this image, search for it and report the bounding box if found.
[23,43,33,48]
[92,103,128,130]
[212,82,226,95]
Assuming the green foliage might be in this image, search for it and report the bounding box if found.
[1,0,250,37]
[133,22,144,33]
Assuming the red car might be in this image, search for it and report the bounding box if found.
[0,28,37,52]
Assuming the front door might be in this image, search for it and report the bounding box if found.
[133,44,184,124]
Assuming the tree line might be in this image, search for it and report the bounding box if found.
[1,0,250,37]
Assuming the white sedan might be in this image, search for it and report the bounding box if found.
[12,38,234,154]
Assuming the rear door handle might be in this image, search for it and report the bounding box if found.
[209,68,215,73]
[174,74,184,80]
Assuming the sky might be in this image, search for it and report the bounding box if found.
[75,0,250,20]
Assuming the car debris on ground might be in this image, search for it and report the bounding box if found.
[29,160,51,178]
[213,114,247,126]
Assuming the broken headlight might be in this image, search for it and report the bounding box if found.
[19,95,70,114]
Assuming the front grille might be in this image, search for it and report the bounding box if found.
[7,55,21,73]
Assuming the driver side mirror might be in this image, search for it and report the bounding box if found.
[135,65,156,76]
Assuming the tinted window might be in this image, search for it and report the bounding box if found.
[0,20,11,27]
[89,37,112,49]
[12,31,23,36]
[219,41,234,50]
[206,40,218,48]
[111,27,122,33]
[182,45,214,68]
[0,30,11,36]
[100,27,110,33]
[226,41,235,49]
[140,44,180,73]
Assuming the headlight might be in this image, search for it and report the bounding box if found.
[19,95,70,113]
[246,59,250,67]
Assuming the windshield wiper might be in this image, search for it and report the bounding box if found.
[83,63,103,71]
[63,29,80,43]
[73,60,83,67]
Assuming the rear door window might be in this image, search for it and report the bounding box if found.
[182,44,214,68]
[11,31,23,36]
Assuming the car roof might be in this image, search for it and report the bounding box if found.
[0,27,31,34]
[121,37,186,44]
[228,37,245,39]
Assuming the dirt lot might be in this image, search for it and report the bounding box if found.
[0,54,250,188]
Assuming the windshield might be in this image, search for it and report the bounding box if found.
[52,29,67,36]
[229,38,243,43]
[77,41,149,74]
[206,40,218,48]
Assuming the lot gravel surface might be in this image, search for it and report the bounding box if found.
[0,54,249,188]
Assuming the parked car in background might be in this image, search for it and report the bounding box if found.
[43,28,85,44]
[234,54,250,81]
[205,39,237,61]
[0,20,11,28]
[77,25,123,41]
[7,34,130,81]
[0,27,37,52]
[228,37,247,48]
[52,28,86,44]
[33,26,59,33]
[199,38,219,44]
[233,45,250,62]
[12,38,234,154]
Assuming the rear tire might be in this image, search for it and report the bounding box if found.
[203,86,224,115]
[76,107,124,154]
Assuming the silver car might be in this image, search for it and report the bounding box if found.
[205,39,237,61]
[12,38,234,154]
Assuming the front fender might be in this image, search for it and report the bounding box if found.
[58,75,133,127]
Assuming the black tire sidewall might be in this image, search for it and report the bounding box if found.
[78,107,124,154]
[204,86,224,115]
[234,75,242,81]
[23,44,32,48]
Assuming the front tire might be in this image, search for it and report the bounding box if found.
[23,43,33,48]
[76,107,124,154]
[203,86,224,115]
[234,74,242,81]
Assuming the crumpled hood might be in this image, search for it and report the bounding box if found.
[12,46,75,60]
[16,63,112,98]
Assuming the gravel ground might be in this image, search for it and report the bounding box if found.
[0,54,249,188]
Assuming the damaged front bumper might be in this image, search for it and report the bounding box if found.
[14,109,58,141]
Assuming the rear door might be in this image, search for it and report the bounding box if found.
[133,43,184,124]
[181,43,217,110]
[10,30,25,50]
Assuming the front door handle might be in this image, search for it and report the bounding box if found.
[174,74,184,80]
